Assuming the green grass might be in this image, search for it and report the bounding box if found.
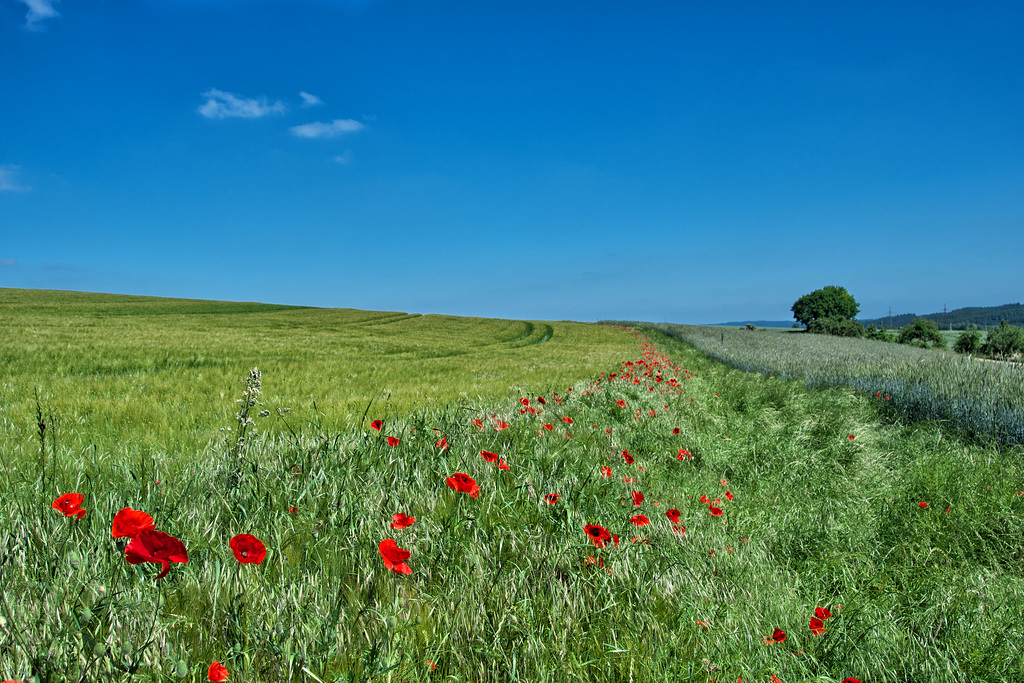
[0,288,637,460]
[3,298,1023,682]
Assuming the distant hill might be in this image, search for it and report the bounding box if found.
[708,320,795,328]
[861,303,1024,330]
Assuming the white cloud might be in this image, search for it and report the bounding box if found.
[0,259,18,268]
[0,165,30,192]
[197,89,288,119]
[289,119,365,139]
[299,91,324,108]
[332,151,353,164]
[17,0,59,31]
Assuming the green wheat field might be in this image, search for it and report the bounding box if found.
[2,289,1023,683]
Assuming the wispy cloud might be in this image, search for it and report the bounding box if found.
[333,151,353,164]
[299,91,324,108]
[289,119,364,139]
[197,89,288,119]
[0,165,30,192]
[0,259,18,268]
[17,0,59,31]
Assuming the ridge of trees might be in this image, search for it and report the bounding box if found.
[861,303,1024,330]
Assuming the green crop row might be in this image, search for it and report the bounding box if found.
[638,324,1024,446]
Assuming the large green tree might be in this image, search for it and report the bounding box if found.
[791,286,861,328]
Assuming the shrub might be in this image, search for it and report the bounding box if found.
[897,317,946,349]
[807,316,865,338]
[981,321,1024,360]
[953,325,982,354]
[865,324,894,343]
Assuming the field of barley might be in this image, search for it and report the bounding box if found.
[2,290,1023,683]
[0,288,637,459]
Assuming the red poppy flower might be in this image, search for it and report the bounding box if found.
[472,418,483,429]
[918,501,928,508]
[435,436,448,450]
[446,472,480,497]
[52,492,87,519]
[630,514,650,527]
[378,539,411,575]
[672,427,680,435]
[545,493,560,504]
[631,491,644,506]
[665,508,681,523]
[494,420,509,431]
[841,679,862,683]
[725,491,734,501]
[672,524,686,535]
[809,617,825,636]
[600,466,612,478]
[622,450,634,464]
[370,419,383,431]
[125,528,188,579]
[208,661,229,682]
[848,435,855,441]
[700,494,710,504]
[391,513,415,529]
[386,436,400,447]
[111,507,155,539]
[230,534,267,565]
[288,506,299,514]
[677,448,691,460]
[520,397,530,406]
[583,525,609,546]
[584,523,613,548]
[562,416,573,424]
[773,627,787,643]
[616,400,626,408]
[497,458,510,470]
[480,450,499,463]
[815,606,832,620]
[542,424,554,431]
[709,506,723,516]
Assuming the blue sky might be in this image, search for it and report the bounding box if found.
[2,1,1022,323]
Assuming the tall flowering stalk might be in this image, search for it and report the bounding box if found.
[226,366,271,490]
[231,366,265,461]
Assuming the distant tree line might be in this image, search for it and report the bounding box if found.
[791,287,1024,361]
[860,303,1024,330]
